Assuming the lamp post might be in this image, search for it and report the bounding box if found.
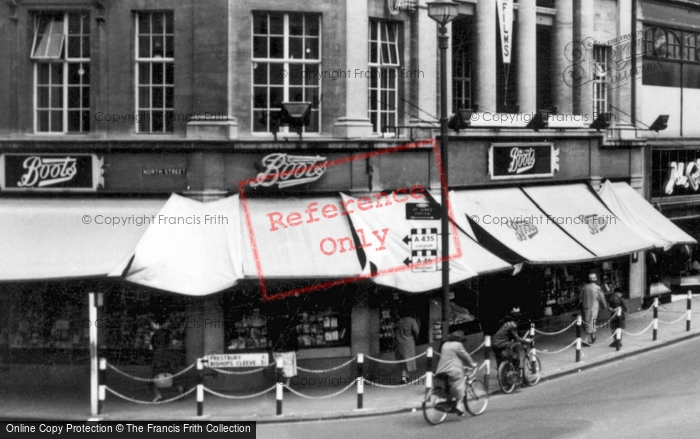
[428,1,459,343]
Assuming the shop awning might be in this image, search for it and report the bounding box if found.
[240,196,366,279]
[339,192,511,293]
[523,184,655,258]
[598,181,697,251]
[452,187,597,264]
[0,197,166,281]
[109,194,243,296]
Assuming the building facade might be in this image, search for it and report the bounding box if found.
[0,0,681,396]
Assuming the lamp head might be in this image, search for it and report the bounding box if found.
[427,1,459,27]
[589,112,613,131]
[649,115,669,132]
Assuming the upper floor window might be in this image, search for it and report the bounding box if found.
[368,20,400,133]
[252,12,321,134]
[644,27,682,59]
[31,12,90,133]
[592,45,609,118]
[136,12,174,133]
[452,17,473,113]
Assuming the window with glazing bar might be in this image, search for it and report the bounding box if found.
[368,20,400,133]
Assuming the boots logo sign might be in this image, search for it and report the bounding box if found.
[508,218,538,241]
[489,143,559,180]
[578,214,609,235]
[250,153,327,189]
[0,154,104,191]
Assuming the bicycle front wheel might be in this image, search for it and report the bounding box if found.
[497,361,517,394]
[465,379,488,415]
[422,388,448,425]
[523,355,542,386]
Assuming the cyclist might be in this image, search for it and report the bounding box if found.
[435,330,478,416]
[492,306,532,372]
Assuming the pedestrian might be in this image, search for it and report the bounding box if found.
[394,312,419,384]
[435,330,477,416]
[580,273,608,345]
[149,317,173,402]
[268,314,299,388]
[608,288,628,347]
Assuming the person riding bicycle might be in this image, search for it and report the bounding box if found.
[435,330,478,416]
[492,306,532,372]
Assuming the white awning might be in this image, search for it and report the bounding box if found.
[0,197,165,281]
[109,194,243,296]
[452,187,597,264]
[598,181,697,251]
[240,196,366,279]
[523,184,655,258]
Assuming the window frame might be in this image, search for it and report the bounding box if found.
[368,19,400,134]
[32,11,91,134]
[250,11,322,135]
[592,45,610,119]
[134,11,175,134]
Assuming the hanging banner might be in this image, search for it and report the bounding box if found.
[496,0,513,64]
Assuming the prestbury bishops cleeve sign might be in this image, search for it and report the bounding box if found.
[250,153,327,189]
[489,143,559,180]
[0,154,104,191]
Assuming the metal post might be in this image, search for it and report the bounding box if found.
[426,347,433,390]
[89,292,98,416]
[687,290,692,332]
[576,315,582,362]
[356,353,364,409]
[653,298,659,341]
[615,307,622,351]
[483,335,491,395]
[276,356,284,416]
[438,24,451,342]
[98,357,106,415]
[196,358,204,417]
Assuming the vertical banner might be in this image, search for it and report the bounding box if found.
[496,0,513,64]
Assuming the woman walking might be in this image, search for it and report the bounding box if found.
[395,313,419,384]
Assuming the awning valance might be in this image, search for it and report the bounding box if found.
[0,197,165,281]
[523,184,654,258]
[452,187,597,264]
[598,181,697,251]
[240,196,366,279]
[109,194,243,296]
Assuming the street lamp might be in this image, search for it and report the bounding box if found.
[428,1,459,344]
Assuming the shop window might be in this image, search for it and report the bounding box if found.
[32,12,90,133]
[642,25,700,89]
[592,45,610,119]
[452,17,473,112]
[224,286,351,352]
[136,11,175,133]
[368,19,400,133]
[252,12,321,133]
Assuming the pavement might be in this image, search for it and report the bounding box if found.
[2,295,699,424]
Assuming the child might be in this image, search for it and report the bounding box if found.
[609,288,628,348]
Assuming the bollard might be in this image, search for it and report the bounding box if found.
[615,308,622,351]
[653,298,659,341]
[196,358,204,417]
[276,357,284,416]
[425,347,433,390]
[356,353,364,409]
[98,358,106,415]
[529,323,536,363]
[483,335,491,395]
[576,315,582,363]
[687,290,692,332]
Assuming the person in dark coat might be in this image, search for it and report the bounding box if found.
[435,330,477,416]
[608,288,628,347]
[394,314,419,384]
[150,319,172,402]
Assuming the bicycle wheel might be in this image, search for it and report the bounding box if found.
[464,379,488,415]
[523,355,542,386]
[422,388,448,425]
[497,361,517,394]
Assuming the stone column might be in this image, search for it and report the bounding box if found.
[553,0,573,113]
[475,0,497,113]
[408,2,439,136]
[573,0,594,115]
[628,150,646,310]
[517,0,537,113]
[334,0,374,138]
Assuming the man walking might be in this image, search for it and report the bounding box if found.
[580,273,608,345]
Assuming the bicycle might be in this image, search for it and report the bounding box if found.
[422,368,488,425]
[496,343,541,394]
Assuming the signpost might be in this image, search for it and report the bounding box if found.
[206,353,269,368]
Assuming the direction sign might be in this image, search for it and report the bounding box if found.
[410,228,438,250]
[207,353,270,368]
[410,250,438,272]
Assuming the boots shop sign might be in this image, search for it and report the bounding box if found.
[489,143,560,180]
[0,154,104,191]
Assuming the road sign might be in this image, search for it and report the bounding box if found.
[410,250,438,272]
[410,228,438,250]
[206,353,269,368]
